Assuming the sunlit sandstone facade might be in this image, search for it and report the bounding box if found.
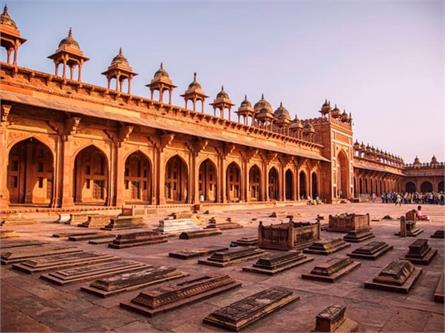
[0,8,442,211]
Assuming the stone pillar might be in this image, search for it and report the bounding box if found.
[61,138,75,207]
[52,135,63,208]
[158,150,166,205]
[265,166,270,201]
[115,144,125,207]
[240,159,247,202]
[0,123,8,209]
[193,155,200,204]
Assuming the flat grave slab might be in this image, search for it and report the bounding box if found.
[364,260,422,294]
[434,273,444,303]
[0,229,18,239]
[169,246,228,259]
[78,215,111,228]
[68,233,116,241]
[88,237,116,245]
[303,239,351,255]
[179,229,222,239]
[347,241,393,260]
[198,247,265,267]
[230,237,258,247]
[243,250,313,275]
[108,231,168,249]
[402,239,437,265]
[431,229,444,239]
[302,256,361,283]
[1,246,81,265]
[12,252,117,273]
[121,274,241,317]
[343,229,375,243]
[81,265,188,297]
[203,286,299,331]
[52,231,98,238]
[101,216,144,231]
[313,304,358,332]
[0,240,45,249]
[158,217,202,234]
[40,260,149,285]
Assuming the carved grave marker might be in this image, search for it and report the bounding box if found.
[198,247,265,267]
[179,229,222,239]
[169,246,228,259]
[109,231,168,249]
[302,256,361,282]
[243,250,313,275]
[303,238,350,255]
[313,304,358,332]
[347,241,393,260]
[403,239,437,265]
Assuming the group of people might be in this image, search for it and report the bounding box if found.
[380,192,445,205]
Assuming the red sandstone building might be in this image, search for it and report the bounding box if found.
[0,7,443,211]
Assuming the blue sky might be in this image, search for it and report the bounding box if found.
[3,0,444,162]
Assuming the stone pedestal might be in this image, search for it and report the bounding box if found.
[403,239,437,265]
[313,304,358,332]
[230,237,258,247]
[347,241,393,260]
[431,230,444,239]
[364,260,422,293]
[158,218,202,234]
[242,250,313,275]
[79,215,112,228]
[206,217,242,230]
[303,239,350,255]
[302,256,361,282]
[327,213,370,233]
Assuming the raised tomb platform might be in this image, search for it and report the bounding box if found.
[198,247,265,267]
[326,213,370,233]
[431,230,444,239]
[242,250,313,275]
[203,286,299,331]
[395,213,423,237]
[169,246,229,259]
[79,214,112,228]
[101,216,144,231]
[179,229,222,239]
[108,231,168,249]
[121,274,241,317]
[0,229,18,239]
[40,260,149,285]
[1,245,81,265]
[402,239,437,265]
[52,231,99,238]
[347,241,393,260]
[302,256,361,282]
[434,273,444,303]
[158,215,202,234]
[206,217,243,230]
[303,238,350,255]
[12,251,117,274]
[258,221,320,251]
[81,265,188,297]
[343,229,375,243]
[68,233,116,242]
[0,240,45,249]
[364,260,422,293]
[313,304,358,333]
[230,237,258,247]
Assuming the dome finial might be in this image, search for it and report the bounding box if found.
[261,93,264,99]
[160,62,163,69]
[193,72,197,82]
[244,94,247,101]
[280,101,283,107]
[221,85,224,91]
[118,47,123,56]
[68,27,72,37]
[3,5,8,14]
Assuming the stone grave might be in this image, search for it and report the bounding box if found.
[68,213,90,225]
[1,246,82,265]
[0,239,45,249]
[158,216,202,234]
[313,304,358,332]
[434,273,444,303]
[258,221,320,251]
[169,246,228,259]
[108,231,168,249]
[0,229,18,239]
[347,241,393,260]
[302,256,361,282]
[431,230,444,239]
[120,274,241,317]
[303,238,350,255]
[230,237,258,247]
[89,237,116,245]
[78,214,112,228]
[68,233,116,242]
[101,216,144,231]
[40,260,149,285]
[402,239,437,265]
[327,213,370,233]
[52,231,98,238]
[81,265,188,297]
[364,259,422,293]
[12,251,117,274]
[206,217,243,230]
[57,213,71,223]
[343,229,375,243]
[198,247,265,267]
[179,229,222,239]
[395,216,423,237]
[203,286,299,331]
[242,250,313,275]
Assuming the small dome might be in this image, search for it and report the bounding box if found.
[431,155,438,164]
[240,95,252,108]
[188,72,202,90]
[274,102,291,121]
[331,104,341,117]
[289,115,303,130]
[353,140,360,149]
[182,72,207,98]
[216,86,230,99]
[150,63,174,86]
[0,5,17,30]
[237,95,254,117]
[320,99,331,115]
[58,28,80,50]
[304,123,315,134]
[254,94,273,120]
[111,47,130,67]
[341,110,348,121]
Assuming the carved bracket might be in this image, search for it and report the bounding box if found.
[160,133,175,152]
[118,124,134,147]
[63,116,81,141]
[222,143,236,160]
[1,104,11,123]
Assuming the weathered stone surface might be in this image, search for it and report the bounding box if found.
[347,241,393,260]
[158,218,202,234]
[40,260,149,285]
[102,216,144,231]
[230,237,258,247]
[314,304,358,332]
[0,229,18,239]
[109,231,168,249]
[69,213,90,225]
[179,229,222,239]
[207,217,242,230]
[81,266,188,297]
[1,246,81,265]
[199,247,265,267]
[303,238,350,255]
[403,239,437,265]
[121,274,241,316]
[52,231,98,238]
[431,229,444,239]
[434,273,444,303]
[258,221,320,251]
[169,246,228,259]
[68,233,116,241]
[343,229,375,243]
[243,250,313,275]
[396,216,423,237]
[0,240,45,249]
[12,252,117,273]
[203,286,299,331]
[327,213,370,233]
[364,260,422,293]
[302,256,361,282]
[79,215,112,228]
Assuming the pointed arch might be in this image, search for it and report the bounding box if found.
[165,154,189,203]
[124,150,152,203]
[226,161,241,202]
[199,158,217,202]
[268,167,279,201]
[249,164,262,201]
[311,171,319,199]
[285,169,294,200]
[299,170,308,200]
[337,150,349,198]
